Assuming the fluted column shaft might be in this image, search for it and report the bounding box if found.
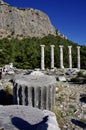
[50,45,55,69]
[59,45,64,69]
[40,45,45,70]
[77,46,80,69]
[68,46,72,68]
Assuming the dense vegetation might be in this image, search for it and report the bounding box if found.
[0,34,86,69]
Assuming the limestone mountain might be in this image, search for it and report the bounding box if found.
[0,0,56,38]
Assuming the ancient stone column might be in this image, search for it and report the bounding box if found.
[40,45,45,70]
[59,45,64,69]
[50,45,55,69]
[77,46,80,69]
[13,71,56,111]
[68,46,72,68]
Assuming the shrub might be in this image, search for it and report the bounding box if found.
[77,71,84,77]
[4,85,13,95]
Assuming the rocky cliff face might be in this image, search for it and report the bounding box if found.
[0,0,56,38]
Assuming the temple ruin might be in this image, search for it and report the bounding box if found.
[40,45,80,70]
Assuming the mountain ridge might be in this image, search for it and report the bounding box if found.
[0,0,57,38]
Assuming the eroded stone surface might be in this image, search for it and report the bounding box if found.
[13,71,56,87]
[0,105,60,130]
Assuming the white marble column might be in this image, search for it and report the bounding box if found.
[68,46,72,68]
[59,45,64,69]
[40,45,45,70]
[77,46,80,69]
[50,45,55,69]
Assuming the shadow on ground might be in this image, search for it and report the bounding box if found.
[12,116,48,130]
[0,89,13,105]
[80,94,86,103]
[71,119,86,129]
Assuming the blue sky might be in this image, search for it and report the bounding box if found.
[4,0,86,46]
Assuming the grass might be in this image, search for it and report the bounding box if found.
[69,105,77,113]
[56,82,63,93]
[4,85,13,95]
[69,94,76,100]
[53,106,66,129]
[56,95,65,102]
[77,71,84,77]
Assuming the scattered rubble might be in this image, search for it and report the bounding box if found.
[0,67,86,129]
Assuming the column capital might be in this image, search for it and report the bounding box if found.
[77,46,80,49]
[59,45,63,48]
[68,46,72,48]
[50,45,55,48]
[40,45,45,47]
